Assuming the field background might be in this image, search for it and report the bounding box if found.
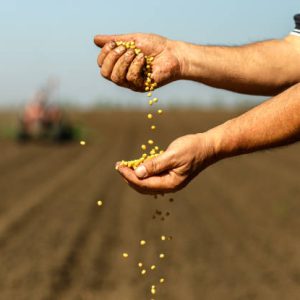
[0,109,300,300]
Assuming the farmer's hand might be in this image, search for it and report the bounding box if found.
[94,33,183,91]
[116,134,217,194]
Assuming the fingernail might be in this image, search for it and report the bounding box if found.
[115,161,121,170]
[116,45,126,53]
[135,165,147,178]
[109,41,116,48]
[137,53,144,59]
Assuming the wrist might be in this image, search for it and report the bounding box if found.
[168,39,191,80]
[201,119,237,163]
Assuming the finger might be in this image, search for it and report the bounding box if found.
[94,34,135,48]
[111,49,136,85]
[97,41,116,67]
[134,150,175,179]
[126,53,145,88]
[117,166,178,194]
[101,45,127,78]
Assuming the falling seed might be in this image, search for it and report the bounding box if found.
[141,144,147,150]
[161,235,166,241]
[97,200,103,206]
[80,140,86,146]
[122,253,129,258]
[140,240,146,246]
[147,92,152,97]
[159,278,165,284]
[138,262,143,268]
[151,285,156,295]
[147,113,153,119]
[148,139,154,145]
[159,253,165,259]
[150,265,156,270]
[141,269,147,275]
[157,109,163,114]
[151,125,156,130]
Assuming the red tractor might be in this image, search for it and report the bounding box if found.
[18,89,74,142]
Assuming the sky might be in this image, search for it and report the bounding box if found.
[0,0,299,108]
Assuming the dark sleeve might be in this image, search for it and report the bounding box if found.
[294,14,300,30]
[291,14,300,35]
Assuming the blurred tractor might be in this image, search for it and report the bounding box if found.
[18,87,75,143]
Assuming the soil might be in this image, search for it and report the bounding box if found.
[0,109,300,300]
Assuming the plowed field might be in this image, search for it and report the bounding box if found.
[0,110,300,300]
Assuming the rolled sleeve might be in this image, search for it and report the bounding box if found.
[291,14,300,36]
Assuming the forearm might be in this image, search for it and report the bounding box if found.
[174,36,300,96]
[206,83,300,160]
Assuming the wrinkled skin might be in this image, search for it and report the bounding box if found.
[94,33,182,91]
[116,134,217,194]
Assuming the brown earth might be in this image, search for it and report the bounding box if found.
[0,109,300,300]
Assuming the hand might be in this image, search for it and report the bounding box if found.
[94,33,183,91]
[116,133,217,194]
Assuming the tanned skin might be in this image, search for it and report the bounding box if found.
[94,33,300,194]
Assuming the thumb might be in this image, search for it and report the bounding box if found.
[94,34,134,48]
[135,151,174,179]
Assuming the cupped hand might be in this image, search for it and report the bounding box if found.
[116,133,217,194]
[94,33,183,91]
